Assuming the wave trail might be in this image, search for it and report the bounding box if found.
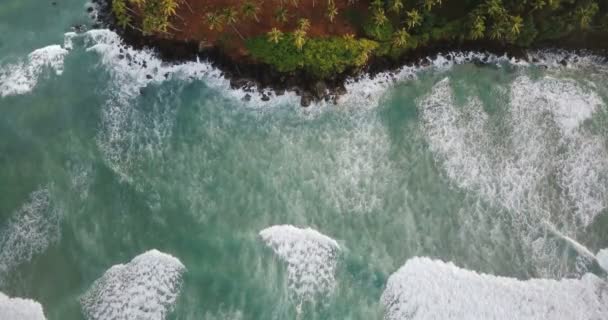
[0,187,61,284]
[0,45,68,97]
[259,225,341,302]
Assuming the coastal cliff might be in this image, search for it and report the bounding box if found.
[95,0,608,106]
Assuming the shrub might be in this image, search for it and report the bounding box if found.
[246,35,379,78]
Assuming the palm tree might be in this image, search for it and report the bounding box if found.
[161,0,179,17]
[298,18,311,31]
[112,0,131,28]
[274,7,289,24]
[370,0,383,10]
[489,23,503,40]
[327,1,339,23]
[129,0,147,7]
[406,9,422,29]
[242,1,261,22]
[206,11,224,31]
[294,29,307,50]
[372,8,388,27]
[485,0,505,18]
[223,7,244,40]
[267,27,284,43]
[390,0,403,14]
[470,15,486,39]
[423,0,435,11]
[510,15,523,36]
[392,28,410,48]
[575,3,599,30]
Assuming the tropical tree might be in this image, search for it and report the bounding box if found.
[469,15,486,39]
[294,29,307,50]
[489,23,503,40]
[112,0,131,28]
[575,2,599,30]
[274,7,289,24]
[406,9,422,29]
[298,18,311,31]
[327,0,339,23]
[510,15,523,36]
[129,0,147,7]
[206,11,224,31]
[372,8,388,27]
[370,0,383,10]
[161,0,179,18]
[241,1,261,22]
[392,28,410,48]
[390,0,403,14]
[267,27,284,43]
[223,7,244,40]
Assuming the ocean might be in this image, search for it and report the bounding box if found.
[0,1,607,319]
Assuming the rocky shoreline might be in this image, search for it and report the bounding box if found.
[90,0,608,107]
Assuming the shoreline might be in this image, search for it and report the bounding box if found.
[91,0,608,107]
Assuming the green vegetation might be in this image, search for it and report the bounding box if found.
[113,0,181,34]
[246,35,378,77]
[112,0,608,79]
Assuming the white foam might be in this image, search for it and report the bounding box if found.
[80,249,185,320]
[0,188,60,283]
[597,249,608,273]
[381,257,608,320]
[0,45,68,97]
[420,76,608,276]
[259,225,340,301]
[0,292,47,320]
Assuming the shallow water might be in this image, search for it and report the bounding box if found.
[1,2,607,320]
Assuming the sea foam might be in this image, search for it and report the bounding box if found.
[80,249,185,320]
[420,75,608,277]
[259,225,341,301]
[0,188,60,283]
[0,45,68,97]
[0,292,47,320]
[381,257,608,320]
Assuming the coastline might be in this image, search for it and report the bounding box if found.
[91,0,608,107]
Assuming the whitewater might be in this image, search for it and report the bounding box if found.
[1,1,607,319]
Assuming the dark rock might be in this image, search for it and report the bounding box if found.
[230,78,253,89]
[142,61,147,68]
[242,94,252,102]
[559,59,568,67]
[335,85,347,96]
[146,74,152,79]
[118,54,125,60]
[261,94,270,101]
[164,73,170,79]
[92,23,100,29]
[300,93,313,107]
[313,81,327,99]
[126,53,132,61]
[86,6,94,13]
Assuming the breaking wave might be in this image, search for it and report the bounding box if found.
[420,76,608,277]
[0,45,68,97]
[259,225,341,302]
[381,257,608,320]
[0,291,47,320]
[0,187,61,284]
[80,249,185,320]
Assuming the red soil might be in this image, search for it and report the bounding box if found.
[165,0,368,58]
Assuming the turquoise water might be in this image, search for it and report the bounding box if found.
[1,2,607,320]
